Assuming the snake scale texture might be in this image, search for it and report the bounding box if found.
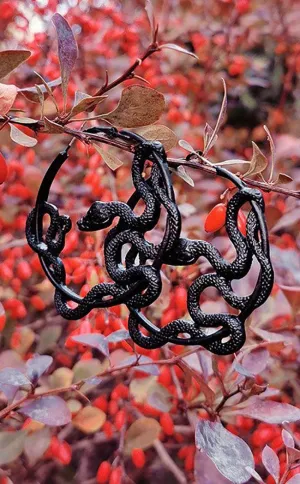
[26,128,274,355]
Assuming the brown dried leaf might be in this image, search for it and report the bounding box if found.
[273,173,293,185]
[124,417,161,455]
[72,406,106,433]
[103,85,165,128]
[44,117,64,133]
[52,14,78,111]
[92,143,123,171]
[244,142,268,177]
[0,83,18,115]
[70,93,106,117]
[135,124,178,151]
[0,50,31,80]
[9,124,37,147]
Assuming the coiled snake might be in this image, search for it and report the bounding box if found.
[26,128,274,355]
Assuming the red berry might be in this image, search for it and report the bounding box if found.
[108,466,122,484]
[204,203,227,232]
[237,210,247,236]
[0,152,8,184]
[30,295,46,311]
[0,303,6,332]
[131,448,146,469]
[97,461,111,483]
[114,409,126,430]
[57,441,72,465]
[160,413,174,436]
[93,396,108,412]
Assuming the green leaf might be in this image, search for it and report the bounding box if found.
[36,325,62,353]
[0,430,26,465]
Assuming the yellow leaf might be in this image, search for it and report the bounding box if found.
[135,124,178,151]
[72,406,106,433]
[124,417,161,455]
[93,143,123,171]
[49,367,74,389]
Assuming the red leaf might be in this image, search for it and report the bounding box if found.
[262,445,280,483]
[195,419,254,483]
[71,333,109,357]
[194,451,232,483]
[52,13,78,111]
[26,355,53,381]
[242,348,269,375]
[286,477,300,484]
[20,396,71,426]
[224,400,300,424]
[282,429,295,448]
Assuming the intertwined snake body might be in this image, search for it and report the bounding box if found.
[26,128,274,355]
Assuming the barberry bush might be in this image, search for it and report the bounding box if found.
[0,1,299,483]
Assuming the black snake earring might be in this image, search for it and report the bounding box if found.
[26,128,274,355]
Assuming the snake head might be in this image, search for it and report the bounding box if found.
[77,202,113,231]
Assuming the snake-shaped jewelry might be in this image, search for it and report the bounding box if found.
[26,127,274,355]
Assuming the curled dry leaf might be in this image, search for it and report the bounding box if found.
[135,124,178,151]
[244,142,268,177]
[272,173,293,185]
[124,417,161,455]
[159,43,199,60]
[44,117,64,134]
[19,78,62,103]
[52,13,78,110]
[203,79,227,156]
[9,124,37,147]
[103,85,165,128]
[0,50,31,80]
[93,143,123,171]
[70,92,106,117]
[72,406,106,433]
[145,0,156,40]
[0,83,18,115]
[174,165,195,186]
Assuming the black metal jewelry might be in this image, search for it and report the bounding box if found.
[26,128,274,355]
